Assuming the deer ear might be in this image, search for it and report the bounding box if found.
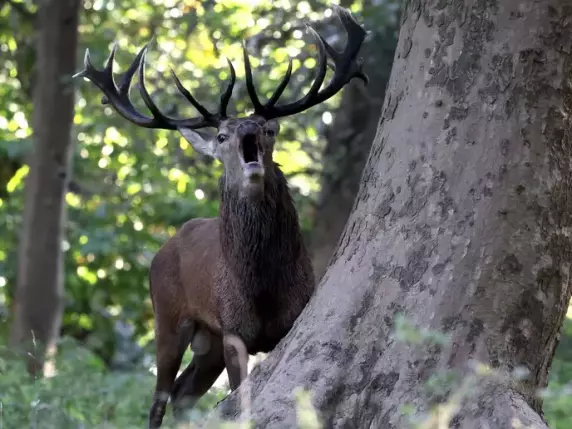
[178,127,218,159]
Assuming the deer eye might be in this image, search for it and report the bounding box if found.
[217,134,228,143]
[265,129,276,137]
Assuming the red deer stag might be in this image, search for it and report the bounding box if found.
[74,5,368,428]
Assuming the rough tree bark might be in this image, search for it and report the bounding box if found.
[9,0,80,376]
[214,1,572,427]
[310,0,398,279]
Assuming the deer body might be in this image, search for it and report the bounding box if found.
[75,5,368,428]
[150,162,313,355]
[148,168,315,427]
[147,121,315,427]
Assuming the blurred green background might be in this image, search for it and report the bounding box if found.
[0,0,570,428]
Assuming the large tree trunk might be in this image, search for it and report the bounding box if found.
[10,0,80,377]
[310,0,398,279]
[214,1,572,427]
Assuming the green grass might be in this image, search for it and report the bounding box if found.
[0,337,227,428]
[0,325,570,429]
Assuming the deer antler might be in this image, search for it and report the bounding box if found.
[243,5,369,120]
[73,40,236,130]
[74,5,367,127]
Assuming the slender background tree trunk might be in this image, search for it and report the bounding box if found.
[10,0,80,377]
[215,1,572,427]
[310,0,399,279]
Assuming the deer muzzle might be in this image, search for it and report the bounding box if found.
[240,132,264,181]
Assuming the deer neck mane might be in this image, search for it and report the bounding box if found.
[218,162,305,280]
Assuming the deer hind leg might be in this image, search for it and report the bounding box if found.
[170,328,226,422]
[148,320,194,429]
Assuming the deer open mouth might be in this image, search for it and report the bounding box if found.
[241,133,264,181]
[241,134,260,164]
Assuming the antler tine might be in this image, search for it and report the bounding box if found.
[243,43,263,112]
[266,57,293,107]
[100,41,118,105]
[74,41,224,130]
[219,58,236,117]
[169,68,214,119]
[334,5,369,64]
[137,46,177,124]
[115,43,145,96]
[169,58,236,122]
[251,5,369,120]
[296,24,328,104]
[331,4,369,85]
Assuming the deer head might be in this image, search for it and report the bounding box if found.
[74,5,368,197]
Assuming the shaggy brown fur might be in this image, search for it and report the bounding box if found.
[217,164,314,353]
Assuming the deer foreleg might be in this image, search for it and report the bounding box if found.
[148,321,193,429]
[222,334,249,390]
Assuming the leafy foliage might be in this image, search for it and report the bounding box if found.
[394,314,572,429]
[543,316,572,429]
[1,0,355,363]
